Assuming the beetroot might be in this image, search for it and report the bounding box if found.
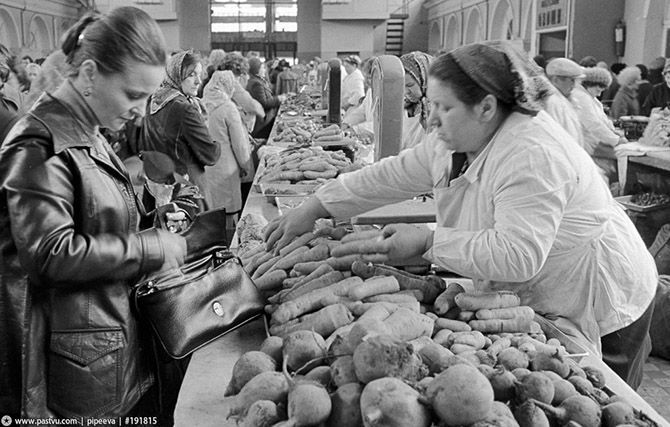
[360,377,431,427]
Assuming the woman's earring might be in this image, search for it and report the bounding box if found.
[83,87,92,97]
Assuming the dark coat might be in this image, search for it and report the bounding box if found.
[0,82,166,418]
[642,82,670,116]
[246,74,281,138]
[139,95,220,195]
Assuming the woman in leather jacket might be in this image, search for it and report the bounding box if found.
[0,7,186,419]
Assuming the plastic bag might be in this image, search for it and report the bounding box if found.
[639,108,670,147]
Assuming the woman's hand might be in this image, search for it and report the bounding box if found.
[264,196,330,253]
[158,231,187,271]
[331,223,434,264]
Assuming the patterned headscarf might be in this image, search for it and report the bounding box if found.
[400,51,434,129]
[150,50,194,115]
[202,70,236,114]
[447,41,552,114]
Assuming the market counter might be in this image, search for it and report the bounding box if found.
[173,317,670,427]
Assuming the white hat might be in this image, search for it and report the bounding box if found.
[546,58,586,78]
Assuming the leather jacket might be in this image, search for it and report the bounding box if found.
[0,81,168,418]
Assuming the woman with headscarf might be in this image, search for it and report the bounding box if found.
[400,51,434,150]
[140,50,220,199]
[341,55,365,113]
[264,41,657,391]
[202,70,251,214]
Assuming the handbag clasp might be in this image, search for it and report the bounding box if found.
[212,301,224,317]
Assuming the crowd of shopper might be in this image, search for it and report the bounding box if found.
[0,4,667,423]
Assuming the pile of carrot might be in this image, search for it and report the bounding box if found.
[258,146,359,184]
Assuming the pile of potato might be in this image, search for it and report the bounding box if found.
[227,228,659,426]
[257,147,361,185]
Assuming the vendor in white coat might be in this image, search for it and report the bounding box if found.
[341,55,366,113]
[265,41,657,390]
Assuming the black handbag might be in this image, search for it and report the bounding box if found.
[133,249,266,359]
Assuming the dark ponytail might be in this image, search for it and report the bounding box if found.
[61,6,167,77]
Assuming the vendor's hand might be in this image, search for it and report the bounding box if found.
[264,197,329,253]
[618,135,628,145]
[158,230,187,271]
[331,223,434,264]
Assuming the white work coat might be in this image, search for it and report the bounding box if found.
[341,68,365,108]
[317,111,657,355]
[544,89,585,149]
[571,84,620,155]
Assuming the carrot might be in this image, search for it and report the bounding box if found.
[282,276,303,289]
[469,318,534,334]
[446,331,487,349]
[357,304,392,322]
[475,306,535,321]
[351,261,443,304]
[278,232,316,257]
[432,328,453,347]
[286,263,334,290]
[299,161,334,172]
[434,318,472,333]
[330,237,386,258]
[325,255,365,271]
[238,242,266,261]
[271,244,329,273]
[339,229,384,244]
[314,225,349,241]
[457,311,476,322]
[252,254,282,280]
[269,303,353,338]
[382,307,435,341]
[314,133,343,142]
[246,250,273,275]
[449,343,478,355]
[365,292,418,304]
[254,269,288,292]
[348,276,400,301]
[304,169,338,180]
[433,282,466,316]
[485,337,511,356]
[454,291,521,311]
[271,276,363,324]
[280,270,346,303]
[267,246,309,273]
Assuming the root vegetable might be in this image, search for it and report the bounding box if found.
[259,336,284,365]
[551,378,578,406]
[346,318,392,351]
[450,343,478,354]
[425,363,494,426]
[514,400,550,427]
[383,307,434,341]
[330,355,359,387]
[568,376,609,405]
[326,382,363,427]
[282,330,328,373]
[349,276,400,301]
[601,401,635,427]
[469,318,534,334]
[433,282,466,315]
[489,367,517,402]
[497,347,530,371]
[283,381,332,427]
[272,276,363,324]
[272,245,328,272]
[516,371,555,404]
[475,306,535,320]
[241,400,282,427]
[476,349,497,366]
[225,351,278,397]
[458,310,476,322]
[434,317,472,332]
[360,377,432,427]
[270,303,353,338]
[533,395,602,427]
[364,292,418,304]
[417,341,454,374]
[352,334,426,383]
[455,291,521,311]
[357,304,391,322]
[279,232,316,257]
[582,365,606,389]
[531,348,570,378]
[487,337,512,356]
[228,371,290,419]
[446,330,487,349]
[350,261,444,303]
[431,328,453,347]
[280,270,345,303]
[252,255,282,280]
[254,269,288,291]
[303,365,332,388]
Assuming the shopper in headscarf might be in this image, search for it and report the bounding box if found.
[400,51,434,150]
[265,41,656,390]
[139,50,220,199]
[202,70,251,213]
[246,56,286,139]
[642,59,670,116]
[571,66,626,184]
[610,66,642,120]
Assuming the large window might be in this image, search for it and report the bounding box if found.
[211,0,297,34]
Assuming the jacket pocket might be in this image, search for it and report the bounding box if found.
[48,328,124,418]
